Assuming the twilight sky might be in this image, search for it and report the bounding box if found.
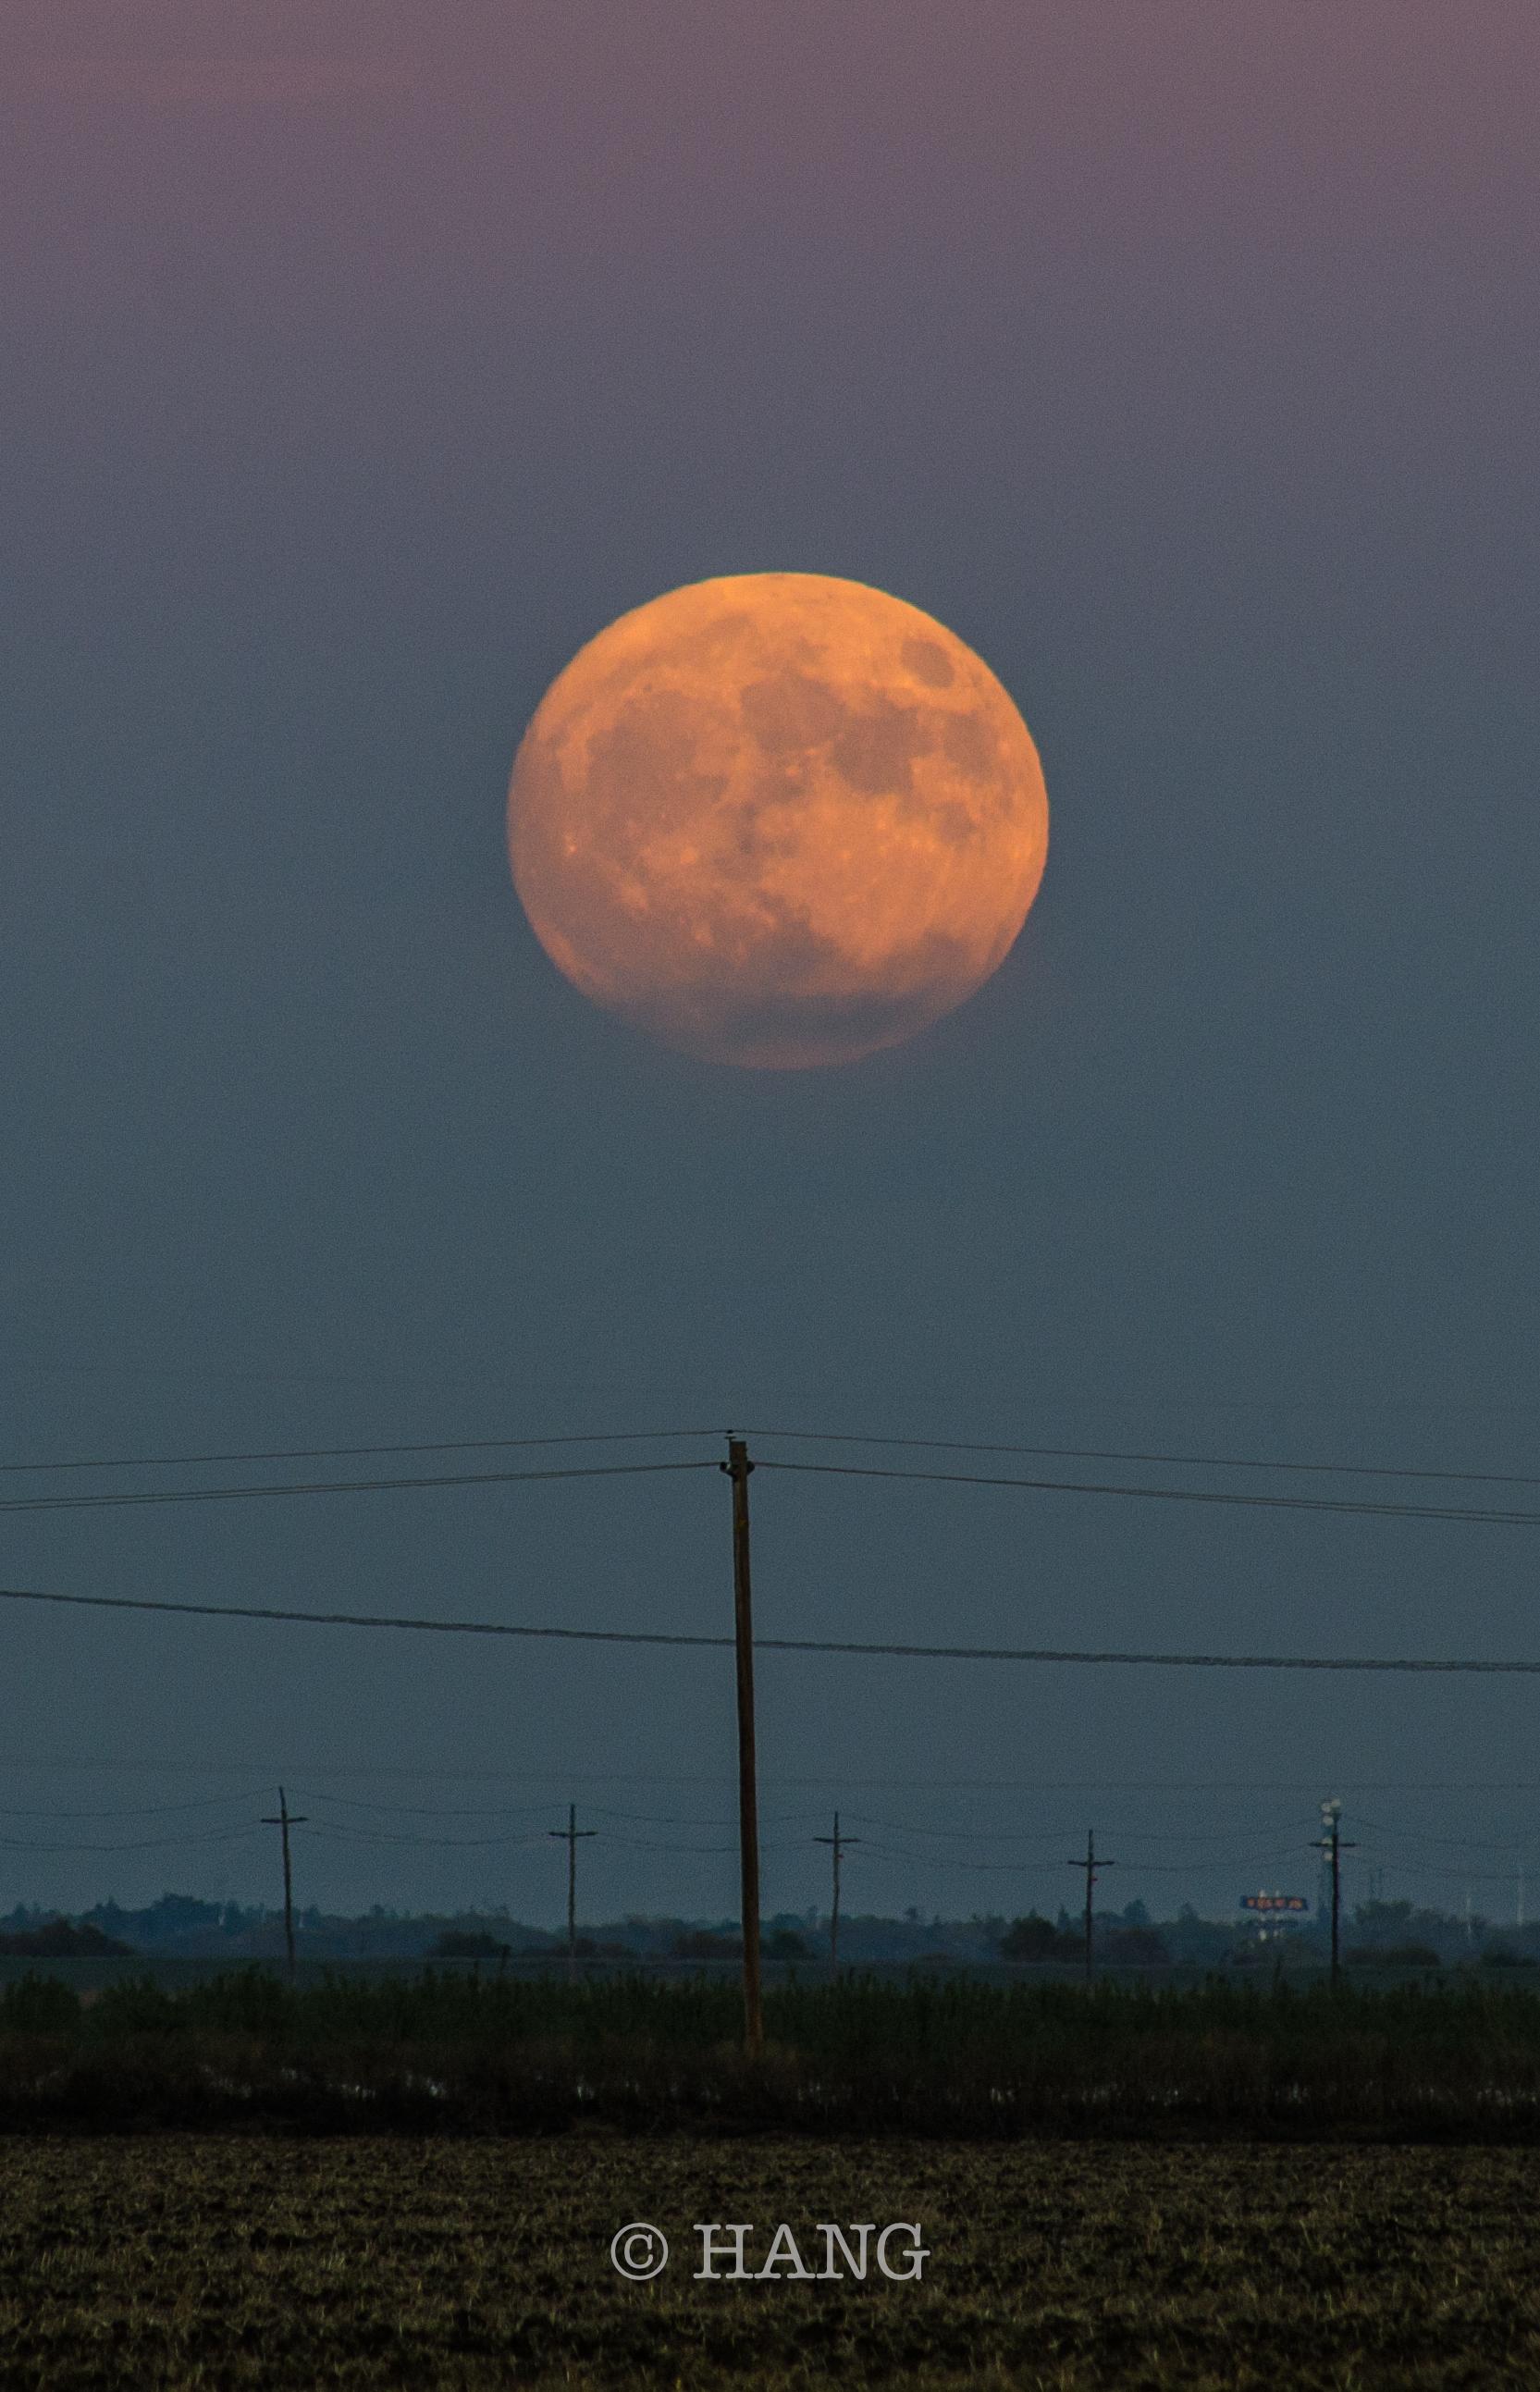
[2,0,1539,1931]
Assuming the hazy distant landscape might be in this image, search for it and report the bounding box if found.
[0,1893,1531,1974]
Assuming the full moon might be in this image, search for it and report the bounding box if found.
[507,573,1049,1068]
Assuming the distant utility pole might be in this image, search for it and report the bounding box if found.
[1066,1831,1115,1989]
[722,1436,763,2057]
[1311,1798,1356,1989]
[548,1803,597,1977]
[814,1812,860,1970]
[260,1787,307,1982]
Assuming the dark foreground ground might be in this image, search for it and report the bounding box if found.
[10,1971,1540,2133]
[1,2136,1538,2389]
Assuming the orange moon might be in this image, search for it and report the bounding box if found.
[507,573,1049,1068]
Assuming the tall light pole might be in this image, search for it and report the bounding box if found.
[1311,1798,1356,1989]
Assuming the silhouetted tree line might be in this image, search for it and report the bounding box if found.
[1,1891,1534,1971]
[0,1920,131,1959]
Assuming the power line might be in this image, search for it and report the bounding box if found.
[1351,1819,1539,1855]
[284,1791,820,1829]
[584,1806,819,1830]
[1355,1852,1532,1888]
[843,1812,1314,1846]
[9,1757,1540,1793]
[0,1428,719,1478]
[6,1432,1540,1536]
[4,1578,1540,1674]
[305,1824,558,1851]
[854,1847,1301,1877]
[849,1842,1310,1878]
[0,1824,263,1856]
[749,1425,1540,1493]
[755,1457,1540,1530]
[0,1792,270,1820]
[600,1835,740,1856]
[0,1457,719,1517]
[10,1417,1535,1496]
[285,1792,580,1819]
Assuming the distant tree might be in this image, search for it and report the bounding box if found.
[431,1931,511,1961]
[1350,1900,1462,1954]
[765,1928,810,1959]
[142,1896,221,1933]
[672,1930,742,1959]
[1119,1899,1152,1929]
[0,1919,131,1958]
[1000,1914,1078,1962]
[1349,1900,1414,1942]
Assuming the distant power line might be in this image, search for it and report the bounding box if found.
[0,1428,717,1477]
[5,1448,1540,1531]
[747,1424,1540,1494]
[9,1418,1540,1496]
[0,1824,263,1856]
[0,1458,718,1517]
[3,1578,1540,1675]
[9,1757,1540,1793]
[756,1457,1540,1530]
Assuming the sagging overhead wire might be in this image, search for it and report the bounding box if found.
[0,1458,719,1517]
[0,1427,720,1478]
[746,1424,1540,1494]
[5,1430,1540,1531]
[754,1457,1540,1530]
[3,1579,1539,1675]
[0,1823,264,1856]
[11,1418,1538,1497]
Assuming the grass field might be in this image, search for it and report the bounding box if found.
[1,2135,1538,2388]
[5,1969,1540,2134]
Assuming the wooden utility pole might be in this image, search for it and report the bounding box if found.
[723,1436,763,2055]
[1066,1830,1115,1988]
[261,1788,307,1981]
[548,1803,597,1977]
[1312,1799,1356,1989]
[814,1812,860,1970]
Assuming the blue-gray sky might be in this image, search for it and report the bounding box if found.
[2,1,1538,1930]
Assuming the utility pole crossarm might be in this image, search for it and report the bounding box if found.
[260,1787,308,1983]
[548,1805,598,1976]
[1066,1831,1115,1989]
[814,1812,861,1971]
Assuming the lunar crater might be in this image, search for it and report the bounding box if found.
[509,573,1047,1067]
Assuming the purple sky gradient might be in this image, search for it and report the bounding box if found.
[2,3,1538,1926]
